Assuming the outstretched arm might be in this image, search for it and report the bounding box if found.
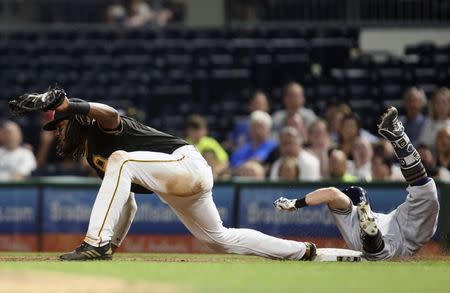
[274,187,351,211]
[55,97,121,130]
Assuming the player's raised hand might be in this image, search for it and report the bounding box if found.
[273,197,297,211]
[54,95,69,112]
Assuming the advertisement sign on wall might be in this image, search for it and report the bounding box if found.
[0,187,39,251]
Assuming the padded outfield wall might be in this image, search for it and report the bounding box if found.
[0,178,448,254]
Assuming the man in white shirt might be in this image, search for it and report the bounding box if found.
[272,82,317,136]
[348,137,373,181]
[0,121,37,181]
[270,126,321,181]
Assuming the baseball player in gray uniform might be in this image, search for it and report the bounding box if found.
[274,107,440,260]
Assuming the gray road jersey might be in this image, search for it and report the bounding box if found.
[331,179,439,260]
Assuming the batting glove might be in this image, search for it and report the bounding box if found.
[273,197,297,211]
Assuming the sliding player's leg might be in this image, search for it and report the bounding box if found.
[378,106,439,255]
[340,187,385,255]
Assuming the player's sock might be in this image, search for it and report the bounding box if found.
[410,176,432,187]
[361,230,385,254]
[378,107,427,185]
[390,132,427,185]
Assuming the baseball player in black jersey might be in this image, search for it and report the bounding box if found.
[38,90,316,261]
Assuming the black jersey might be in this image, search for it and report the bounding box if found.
[85,116,188,193]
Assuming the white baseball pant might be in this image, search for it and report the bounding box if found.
[84,145,306,260]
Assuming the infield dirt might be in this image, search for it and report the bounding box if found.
[0,270,183,293]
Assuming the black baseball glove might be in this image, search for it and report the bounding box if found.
[8,88,67,115]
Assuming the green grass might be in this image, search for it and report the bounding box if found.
[1,253,450,292]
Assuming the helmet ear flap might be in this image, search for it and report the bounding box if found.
[341,186,370,206]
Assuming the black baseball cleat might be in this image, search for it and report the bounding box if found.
[301,242,317,261]
[377,106,405,141]
[59,242,113,261]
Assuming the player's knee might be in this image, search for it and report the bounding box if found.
[129,198,138,215]
[420,189,440,212]
[199,230,234,253]
[109,150,130,165]
[428,196,440,212]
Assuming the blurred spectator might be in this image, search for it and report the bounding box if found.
[272,82,317,136]
[399,87,427,145]
[419,87,450,151]
[305,119,332,178]
[33,158,92,177]
[373,139,395,160]
[269,127,320,181]
[371,154,394,181]
[230,111,277,168]
[338,113,378,159]
[284,112,308,143]
[277,157,300,180]
[228,91,270,150]
[338,113,360,158]
[436,126,450,171]
[0,121,37,181]
[235,160,266,180]
[185,114,229,179]
[127,0,173,27]
[418,144,438,175]
[36,112,57,168]
[127,0,154,27]
[324,102,351,143]
[373,139,403,180]
[328,149,357,182]
[348,137,373,181]
[33,112,91,177]
[202,150,229,180]
[418,144,450,182]
[168,0,186,22]
[106,0,127,24]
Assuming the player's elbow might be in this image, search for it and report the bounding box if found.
[109,108,120,121]
[96,105,121,130]
[323,187,348,206]
[326,187,342,201]
[105,109,120,126]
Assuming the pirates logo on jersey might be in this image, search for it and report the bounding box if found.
[92,154,108,172]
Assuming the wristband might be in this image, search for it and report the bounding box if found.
[67,100,91,115]
[295,198,308,209]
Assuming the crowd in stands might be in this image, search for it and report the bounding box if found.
[106,0,183,27]
[1,82,449,184]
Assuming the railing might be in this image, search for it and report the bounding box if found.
[226,0,450,26]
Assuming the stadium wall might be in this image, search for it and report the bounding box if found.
[0,178,447,255]
[360,27,450,56]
